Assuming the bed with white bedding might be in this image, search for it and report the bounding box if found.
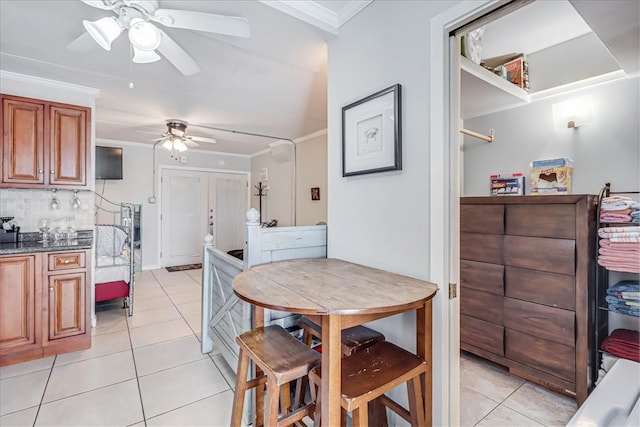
[94,194,136,316]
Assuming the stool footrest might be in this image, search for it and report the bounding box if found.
[299,318,385,356]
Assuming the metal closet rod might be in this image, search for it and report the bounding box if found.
[460,128,494,143]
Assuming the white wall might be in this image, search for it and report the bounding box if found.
[327,1,455,424]
[250,147,294,226]
[463,76,640,195]
[295,131,327,226]
[96,140,250,269]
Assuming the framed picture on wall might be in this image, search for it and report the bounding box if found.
[342,84,402,176]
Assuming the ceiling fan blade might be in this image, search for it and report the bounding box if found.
[152,9,250,38]
[80,0,117,10]
[156,29,200,76]
[184,139,200,148]
[191,136,217,144]
[67,32,99,53]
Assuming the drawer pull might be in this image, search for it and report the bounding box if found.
[63,259,71,264]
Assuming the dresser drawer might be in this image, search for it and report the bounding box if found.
[461,315,504,356]
[48,252,85,271]
[506,329,575,382]
[505,266,575,311]
[503,235,575,275]
[506,204,576,239]
[504,297,575,346]
[461,233,503,264]
[461,205,504,234]
[461,288,503,325]
[461,260,504,296]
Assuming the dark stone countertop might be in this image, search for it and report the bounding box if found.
[0,230,93,256]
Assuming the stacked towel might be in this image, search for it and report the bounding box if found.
[605,280,640,316]
[598,228,640,272]
[633,201,640,223]
[596,352,620,385]
[600,196,640,223]
[600,329,640,363]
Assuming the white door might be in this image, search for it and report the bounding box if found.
[208,173,247,253]
[161,169,208,267]
[161,169,248,267]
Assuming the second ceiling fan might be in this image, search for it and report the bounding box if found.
[73,0,250,75]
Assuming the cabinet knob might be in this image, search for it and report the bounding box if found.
[38,168,43,174]
[49,287,54,292]
[50,170,55,174]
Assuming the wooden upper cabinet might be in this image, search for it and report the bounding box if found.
[2,97,45,185]
[49,106,88,186]
[1,94,91,189]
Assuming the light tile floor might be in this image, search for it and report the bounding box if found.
[0,268,577,426]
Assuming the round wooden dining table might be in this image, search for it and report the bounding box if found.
[232,257,438,426]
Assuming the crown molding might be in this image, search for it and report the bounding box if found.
[0,70,100,97]
[259,1,372,35]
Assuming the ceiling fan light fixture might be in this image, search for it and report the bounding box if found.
[128,18,161,51]
[132,46,161,63]
[174,139,188,152]
[83,16,121,51]
[162,140,173,150]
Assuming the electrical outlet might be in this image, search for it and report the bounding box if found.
[148,197,156,204]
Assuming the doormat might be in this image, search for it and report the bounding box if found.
[165,263,202,272]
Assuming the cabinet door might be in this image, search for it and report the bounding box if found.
[2,97,45,185]
[0,255,40,351]
[49,105,88,186]
[47,273,86,340]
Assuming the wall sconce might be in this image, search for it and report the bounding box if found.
[552,95,594,129]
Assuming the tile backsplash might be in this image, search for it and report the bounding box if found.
[0,188,95,232]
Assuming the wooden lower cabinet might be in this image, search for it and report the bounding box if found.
[460,195,597,405]
[47,273,86,341]
[0,250,90,366]
[0,255,42,363]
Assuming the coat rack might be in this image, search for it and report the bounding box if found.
[460,128,494,143]
[254,182,269,221]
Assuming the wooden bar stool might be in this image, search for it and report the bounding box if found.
[299,316,385,356]
[308,341,427,427]
[230,325,321,427]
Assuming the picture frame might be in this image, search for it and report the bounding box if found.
[342,84,402,176]
[311,187,320,200]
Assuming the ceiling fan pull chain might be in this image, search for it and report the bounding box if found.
[128,44,134,89]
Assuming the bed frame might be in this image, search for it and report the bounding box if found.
[94,194,136,318]
[201,210,327,371]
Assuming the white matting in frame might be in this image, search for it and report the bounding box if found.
[342,84,401,176]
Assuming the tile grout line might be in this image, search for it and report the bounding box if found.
[30,354,57,426]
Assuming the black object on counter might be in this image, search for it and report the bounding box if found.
[0,228,20,244]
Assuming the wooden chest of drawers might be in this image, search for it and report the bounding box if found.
[460,195,597,405]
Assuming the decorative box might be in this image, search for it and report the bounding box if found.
[490,173,525,196]
[530,166,573,195]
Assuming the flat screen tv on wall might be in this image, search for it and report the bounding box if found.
[95,146,123,180]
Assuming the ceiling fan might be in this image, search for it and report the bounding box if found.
[72,0,250,76]
[152,119,217,156]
